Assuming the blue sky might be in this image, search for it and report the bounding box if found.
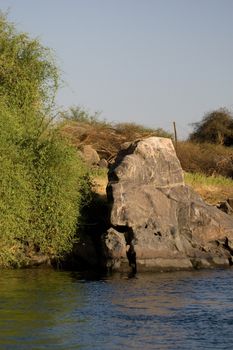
[1,0,233,138]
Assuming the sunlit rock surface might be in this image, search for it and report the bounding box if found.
[103,137,233,272]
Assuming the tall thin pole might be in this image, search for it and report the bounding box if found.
[173,121,178,149]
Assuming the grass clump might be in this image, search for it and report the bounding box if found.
[184,172,233,187]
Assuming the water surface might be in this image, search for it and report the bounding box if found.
[1,268,233,349]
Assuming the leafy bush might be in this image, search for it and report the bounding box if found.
[189,108,233,146]
[28,132,91,257]
[0,14,91,267]
[0,12,58,115]
[0,102,91,267]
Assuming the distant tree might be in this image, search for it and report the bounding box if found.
[60,106,103,124]
[189,108,233,146]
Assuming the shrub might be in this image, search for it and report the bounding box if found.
[176,141,233,178]
[0,100,91,267]
[189,108,233,146]
[0,12,58,115]
[0,14,91,267]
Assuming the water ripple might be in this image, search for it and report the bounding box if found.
[0,268,233,349]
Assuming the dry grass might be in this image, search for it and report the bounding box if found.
[191,185,233,205]
[184,172,233,205]
[176,141,233,178]
[59,119,172,161]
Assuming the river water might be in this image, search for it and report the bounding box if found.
[1,268,233,349]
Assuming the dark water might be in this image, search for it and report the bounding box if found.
[1,268,233,350]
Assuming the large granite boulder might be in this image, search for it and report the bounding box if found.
[103,137,233,272]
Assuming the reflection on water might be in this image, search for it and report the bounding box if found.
[0,268,233,349]
[0,269,86,349]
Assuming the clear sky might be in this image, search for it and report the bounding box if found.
[1,0,233,138]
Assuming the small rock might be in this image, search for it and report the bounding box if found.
[81,145,100,166]
[98,158,108,168]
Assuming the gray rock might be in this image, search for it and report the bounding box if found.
[98,158,108,168]
[80,144,100,166]
[103,137,233,272]
[102,228,129,270]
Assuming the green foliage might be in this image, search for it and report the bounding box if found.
[189,108,233,146]
[28,133,91,256]
[0,104,32,266]
[0,100,91,267]
[0,14,91,267]
[0,12,59,116]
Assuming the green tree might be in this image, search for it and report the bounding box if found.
[0,12,58,116]
[0,13,91,267]
[189,108,233,146]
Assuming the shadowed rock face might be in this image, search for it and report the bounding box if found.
[103,137,233,272]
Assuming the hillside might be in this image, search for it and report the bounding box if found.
[59,112,233,205]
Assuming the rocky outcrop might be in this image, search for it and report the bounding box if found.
[103,137,233,272]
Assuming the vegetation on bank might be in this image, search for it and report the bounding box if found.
[60,105,233,204]
[60,107,233,179]
[0,13,233,268]
[0,14,91,267]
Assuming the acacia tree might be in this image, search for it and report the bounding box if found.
[189,108,233,146]
[0,13,90,267]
